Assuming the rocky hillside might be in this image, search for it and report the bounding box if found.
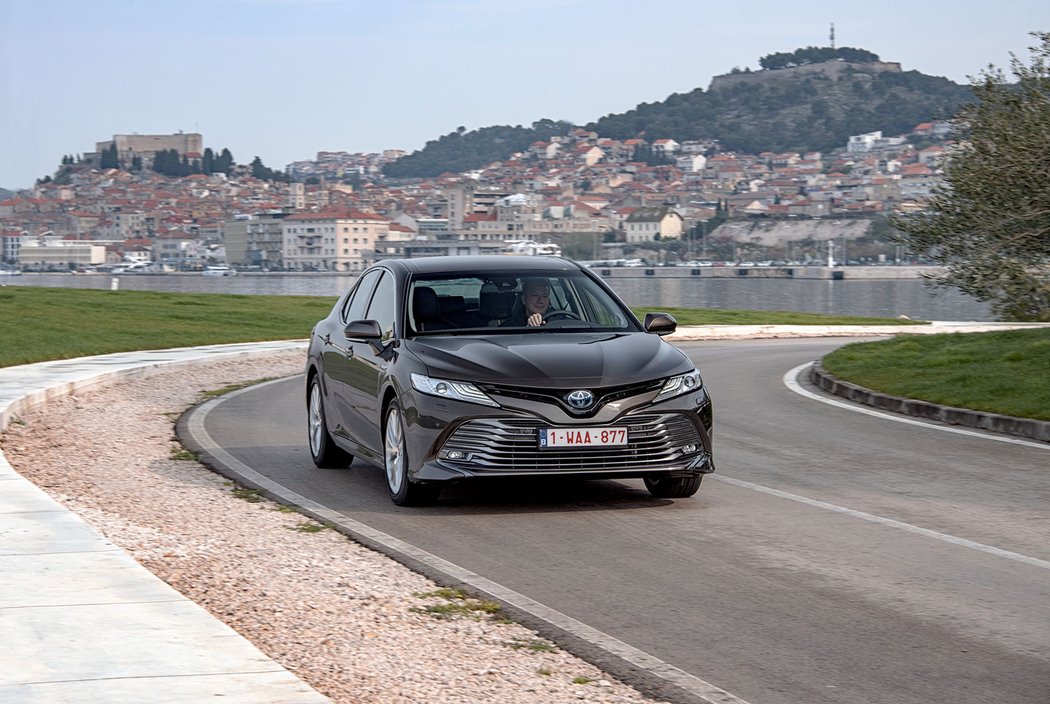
[712,218,875,248]
[586,62,971,154]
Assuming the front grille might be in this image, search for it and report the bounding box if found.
[478,379,664,416]
[440,413,703,474]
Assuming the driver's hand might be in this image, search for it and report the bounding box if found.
[527,313,544,327]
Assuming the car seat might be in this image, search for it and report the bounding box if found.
[478,285,516,326]
[413,286,453,331]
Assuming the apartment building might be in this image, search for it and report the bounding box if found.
[1,230,23,264]
[282,209,390,272]
[223,211,289,268]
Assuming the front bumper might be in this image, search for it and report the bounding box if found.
[404,386,714,484]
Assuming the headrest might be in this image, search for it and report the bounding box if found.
[479,288,516,319]
[413,286,440,320]
[439,295,466,316]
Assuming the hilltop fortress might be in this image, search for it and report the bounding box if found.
[92,132,203,168]
[709,60,903,91]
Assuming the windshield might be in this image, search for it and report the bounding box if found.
[407,271,639,335]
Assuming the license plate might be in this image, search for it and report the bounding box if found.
[538,427,628,449]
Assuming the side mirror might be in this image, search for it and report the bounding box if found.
[643,312,678,336]
[344,319,395,357]
[344,319,382,341]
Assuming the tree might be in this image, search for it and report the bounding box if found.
[99,143,119,169]
[152,149,176,175]
[216,148,235,174]
[250,156,266,179]
[249,156,290,182]
[759,46,880,70]
[891,32,1050,321]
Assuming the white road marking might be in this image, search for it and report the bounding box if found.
[712,475,1050,571]
[762,362,1050,570]
[783,362,1050,451]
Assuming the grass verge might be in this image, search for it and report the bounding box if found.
[8,285,1040,422]
[1,286,925,368]
[0,286,334,367]
[822,329,1050,421]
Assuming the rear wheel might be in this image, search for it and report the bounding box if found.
[643,474,703,498]
[384,401,439,506]
[307,375,351,468]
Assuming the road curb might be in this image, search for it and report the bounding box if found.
[810,363,1050,443]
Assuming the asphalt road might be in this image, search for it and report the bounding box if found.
[186,338,1050,704]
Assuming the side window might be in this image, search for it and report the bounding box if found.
[341,269,381,323]
[580,288,624,326]
[365,272,397,341]
[547,278,573,313]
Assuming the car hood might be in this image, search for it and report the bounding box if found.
[404,332,691,387]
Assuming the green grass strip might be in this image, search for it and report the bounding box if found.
[3,286,1042,421]
[0,286,334,367]
[0,286,925,369]
[822,329,1050,421]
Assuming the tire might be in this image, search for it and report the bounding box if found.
[307,374,351,468]
[643,474,703,498]
[384,401,439,506]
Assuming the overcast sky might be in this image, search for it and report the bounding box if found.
[2,0,1047,189]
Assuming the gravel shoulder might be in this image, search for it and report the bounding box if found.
[1,352,661,704]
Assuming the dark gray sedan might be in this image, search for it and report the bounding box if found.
[305,256,714,505]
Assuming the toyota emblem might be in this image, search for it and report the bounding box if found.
[566,390,595,410]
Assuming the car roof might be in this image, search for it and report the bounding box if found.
[380,256,583,276]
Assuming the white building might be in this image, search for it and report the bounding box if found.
[18,234,107,271]
[848,131,883,153]
[282,209,390,272]
[676,154,708,172]
[624,208,684,243]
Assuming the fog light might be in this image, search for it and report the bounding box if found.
[446,450,467,460]
[681,444,698,454]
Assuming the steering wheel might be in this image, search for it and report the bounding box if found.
[543,310,582,323]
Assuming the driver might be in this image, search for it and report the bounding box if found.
[502,277,551,327]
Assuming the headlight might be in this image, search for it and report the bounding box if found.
[410,373,499,407]
[654,369,704,403]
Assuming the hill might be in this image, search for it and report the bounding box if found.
[588,60,971,154]
[382,120,574,179]
[382,48,972,178]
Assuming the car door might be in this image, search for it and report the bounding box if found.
[342,270,398,459]
[325,270,380,450]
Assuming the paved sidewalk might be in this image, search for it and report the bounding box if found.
[0,341,327,703]
[1,325,1045,702]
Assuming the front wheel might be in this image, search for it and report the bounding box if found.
[384,401,439,506]
[643,474,703,498]
[307,375,350,468]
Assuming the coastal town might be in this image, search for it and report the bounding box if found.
[0,119,950,275]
